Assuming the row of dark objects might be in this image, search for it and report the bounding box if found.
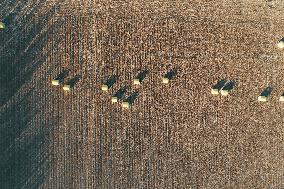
[103,69,177,108]
[51,69,177,108]
[51,70,81,91]
[52,72,284,104]
[211,80,284,102]
[211,79,235,96]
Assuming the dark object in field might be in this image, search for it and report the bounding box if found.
[101,75,117,91]
[162,69,177,83]
[111,86,128,103]
[62,75,81,91]
[211,79,226,95]
[122,92,139,108]
[52,70,69,86]
[220,80,235,96]
[133,70,149,85]
[258,86,273,102]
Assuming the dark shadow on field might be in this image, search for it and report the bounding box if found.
[164,69,177,80]
[260,86,273,97]
[0,1,65,188]
[53,70,69,83]
[222,80,235,91]
[65,75,81,88]
[126,91,139,105]
[103,75,118,89]
[113,85,128,100]
[135,70,149,82]
[212,79,226,90]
